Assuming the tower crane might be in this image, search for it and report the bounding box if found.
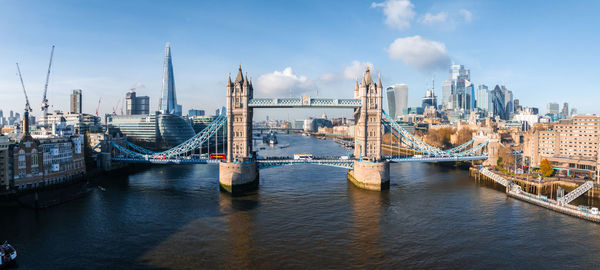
[95,97,102,116]
[16,63,32,113]
[41,45,55,118]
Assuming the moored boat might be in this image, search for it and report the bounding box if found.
[0,241,17,268]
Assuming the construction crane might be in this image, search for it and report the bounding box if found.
[16,63,32,113]
[112,97,121,115]
[41,45,55,117]
[95,97,102,116]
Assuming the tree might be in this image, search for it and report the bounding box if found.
[540,158,554,177]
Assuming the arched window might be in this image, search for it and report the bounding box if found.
[31,149,38,167]
[18,149,26,169]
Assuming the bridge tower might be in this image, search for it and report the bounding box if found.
[348,67,390,190]
[219,65,259,194]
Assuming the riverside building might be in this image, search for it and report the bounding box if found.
[10,115,85,190]
[524,115,600,181]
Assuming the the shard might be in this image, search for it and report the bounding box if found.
[159,43,180,115]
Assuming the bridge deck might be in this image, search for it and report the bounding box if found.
[248,97,361,108]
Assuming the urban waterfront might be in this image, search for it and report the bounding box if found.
[2,134,600,269]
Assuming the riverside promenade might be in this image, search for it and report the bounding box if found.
[474,167,600,223]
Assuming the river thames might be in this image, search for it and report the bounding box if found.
[2,133,600,269]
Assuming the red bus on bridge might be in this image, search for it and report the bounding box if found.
[209,153,226,161]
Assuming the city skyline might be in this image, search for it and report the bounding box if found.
[0,0,598,119]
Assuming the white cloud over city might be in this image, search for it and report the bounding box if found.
[319,61,376,84]
[371,0,415,30]
[255,67,315,96]
[387,35,451,71]
[420,12,448,25]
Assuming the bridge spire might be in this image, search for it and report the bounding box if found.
[235,65,244,83]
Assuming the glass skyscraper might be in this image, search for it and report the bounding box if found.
[159,43,181,116]
[386,84,408,119]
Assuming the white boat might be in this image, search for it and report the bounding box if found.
[0,241,17,267]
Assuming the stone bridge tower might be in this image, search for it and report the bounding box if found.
[226,65,254,162]
[348,67,390,190]
[353,67,383,160]
[219,66,259,194]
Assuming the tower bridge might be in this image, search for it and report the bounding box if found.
[107,66,497,194]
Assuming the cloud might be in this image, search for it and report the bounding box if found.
[371,0,415,30]
[255,67,314,96]
[460,9,472,23]
[318,61,376,84]
[420,12,448,25]
[387,35,451,71]
[343,61,376,80]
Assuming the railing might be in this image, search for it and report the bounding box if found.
[248,97,361,108]
[562,181,594,204]
[479,167,510,187]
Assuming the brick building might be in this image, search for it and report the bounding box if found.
[10,114,86,190]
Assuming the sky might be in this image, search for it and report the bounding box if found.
[1,0,599,120]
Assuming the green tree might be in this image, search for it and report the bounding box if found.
[540,158,554,177]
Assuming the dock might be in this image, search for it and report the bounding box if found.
[476,167,600,223]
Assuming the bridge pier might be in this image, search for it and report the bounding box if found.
[348,160,390,191]
[219,161,259,195]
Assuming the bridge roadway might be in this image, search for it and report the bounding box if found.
[248,97,361,108]
[112,154,488,168]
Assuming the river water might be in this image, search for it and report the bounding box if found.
[2,133,600,269]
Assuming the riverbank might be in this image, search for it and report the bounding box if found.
[469,167,600,199]
[0,164,151,209]
[471,166,600,223]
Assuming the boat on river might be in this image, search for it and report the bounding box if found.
[0,241,17,268]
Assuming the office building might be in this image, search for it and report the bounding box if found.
[491,85,506,120]
[421,90,437,109]
[386,84,408,119]
[159,43,182,116]
[39,111,101,134]
[547,102,560,115]
[0,135,9,191]
[475,84,491,113]
[562,102,569,117]
[188,109,205,117]
[108,113,195,149]
[70,89,82,114]
[443,64,473,113]
[10,115,85,190]
[524,115,600,181]
[125,89,150,115]
[503,86,514,119]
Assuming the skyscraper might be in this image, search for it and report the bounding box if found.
[547,102,560,115]
[475,84,490,113]
[491,85,506,120]
[444,64,473,112]
[441,80,453,109]
[70,89,82,114]
[159,43,181,116]
[386,84,408,119]
[125,89,150,115]
[502,86,514,119]
[561,102,569,117]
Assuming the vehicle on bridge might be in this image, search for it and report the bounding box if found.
[294,154,314,160]
[210,153,226,161]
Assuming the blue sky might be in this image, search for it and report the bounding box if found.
[1,0,599,120]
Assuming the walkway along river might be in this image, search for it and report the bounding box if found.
[2,133,600,269]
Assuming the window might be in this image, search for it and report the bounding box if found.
[18,150,26,169]
[32,149,38,168]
